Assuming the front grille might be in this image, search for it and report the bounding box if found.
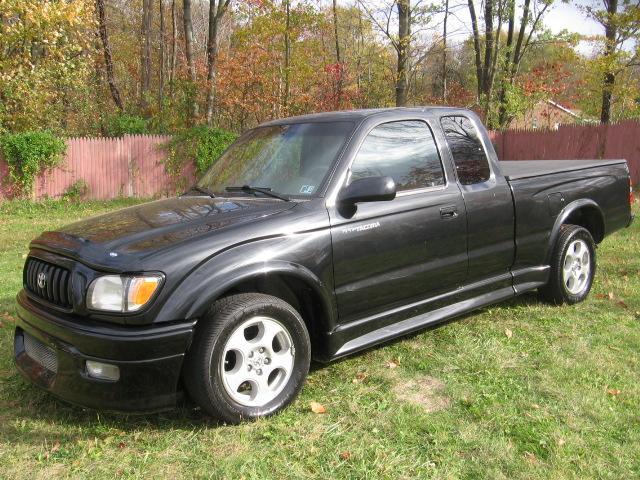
[24,257,73,308]
[23,331,58,373]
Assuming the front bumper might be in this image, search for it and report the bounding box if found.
[14,290,196,413]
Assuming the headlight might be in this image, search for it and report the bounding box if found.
[87,274,163,312]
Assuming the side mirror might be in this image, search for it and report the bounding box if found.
[338,176,396,205]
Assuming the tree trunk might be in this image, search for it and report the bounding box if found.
[183,0,198,120]
[159,0,165,111]
[600,0,618,124]
[510,0,531,78]
[467,0,482,102]
[498,0,515,127]
[96,0,123,110]
[481,0,494,97]
[169,0,177,91]
[332,0,342,107]
[442,0,448,103]
[396,0,410,107]
[283,0,291,112]
[140,0,153,110]
[205,0,231,126]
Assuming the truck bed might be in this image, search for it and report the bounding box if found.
[501,159,627,180]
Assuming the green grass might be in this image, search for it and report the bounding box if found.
[0,199,638,479]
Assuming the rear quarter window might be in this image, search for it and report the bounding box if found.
[440,116,491,185]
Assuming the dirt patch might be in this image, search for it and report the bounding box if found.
[392,375,450,413]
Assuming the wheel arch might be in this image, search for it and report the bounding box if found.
[181,262,336,359]
[546,199,605,263]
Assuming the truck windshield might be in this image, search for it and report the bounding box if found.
[197,122,354,198]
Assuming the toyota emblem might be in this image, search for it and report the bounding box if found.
[37,272,47,289]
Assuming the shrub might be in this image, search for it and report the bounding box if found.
[104,114,149,136]
[0,131,66,197]
[61,179,89,202]
[164,125,238,178]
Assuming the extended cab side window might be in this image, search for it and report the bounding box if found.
[350,120,445,191]
[440,116,491,185]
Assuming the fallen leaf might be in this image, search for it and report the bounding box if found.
[352,372,369,384]
[557,438,566,446]
[617,300,628,309]
[531,403,540,409]
[339,451,351,460]
[608,292,615,300]
[309,402,326,414]
[524,452,538,464]
[607,388,621,396]
[118,441,126,449]
[595,293,607,299]
[505,328,513,339]
[386,359,400,369]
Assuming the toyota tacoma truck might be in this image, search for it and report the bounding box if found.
[14,108,634,423]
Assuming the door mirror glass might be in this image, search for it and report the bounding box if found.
[338,176,396,205]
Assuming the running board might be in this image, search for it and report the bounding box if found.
[332,286,515,359]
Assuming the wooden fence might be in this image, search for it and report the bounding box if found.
[490,120,640,185]
[0,135,195,200]
[0,121,638,201]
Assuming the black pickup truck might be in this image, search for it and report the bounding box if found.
[14,108,634,423]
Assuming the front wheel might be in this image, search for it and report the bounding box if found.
[539,224,596,305]
[183,293,311,423]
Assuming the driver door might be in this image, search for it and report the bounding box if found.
[328,119,468,324]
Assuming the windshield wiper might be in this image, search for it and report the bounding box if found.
[225,185,290,202]
[182,185,216,198]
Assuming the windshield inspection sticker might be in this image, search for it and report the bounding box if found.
[300,185,315,194]
[342,221,380,234]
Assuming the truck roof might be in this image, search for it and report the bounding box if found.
[261,107,467,126]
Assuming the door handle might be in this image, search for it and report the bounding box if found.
[440,206,458,219]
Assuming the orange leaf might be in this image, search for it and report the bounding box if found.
[386,359,400,369]
[607,388,621,396]
[339,451,351,460]
[310,402,326,414]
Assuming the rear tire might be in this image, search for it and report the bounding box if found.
[539,224,596,305]
[183,293,311,424]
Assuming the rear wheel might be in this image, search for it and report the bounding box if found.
[183,293,311,423]
[539,224,596,305]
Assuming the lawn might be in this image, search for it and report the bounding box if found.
[0,199,638,479]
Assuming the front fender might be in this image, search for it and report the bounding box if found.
[154,232,337,331]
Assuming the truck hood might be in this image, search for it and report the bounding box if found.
[31,196,296,265]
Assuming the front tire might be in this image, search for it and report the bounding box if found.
[539,224,596,305]
[183,293,311,424]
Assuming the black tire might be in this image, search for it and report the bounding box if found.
[183,293,310,424]
[539,224,596,305]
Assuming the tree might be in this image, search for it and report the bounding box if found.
[183,0,198,121]
[442,0,449,102]
[96,0,124,110]
[583,0,640,123]
[359,0,433,107]
[140,0,153,110]
[205,0,232,126]
[494,0,554,127]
